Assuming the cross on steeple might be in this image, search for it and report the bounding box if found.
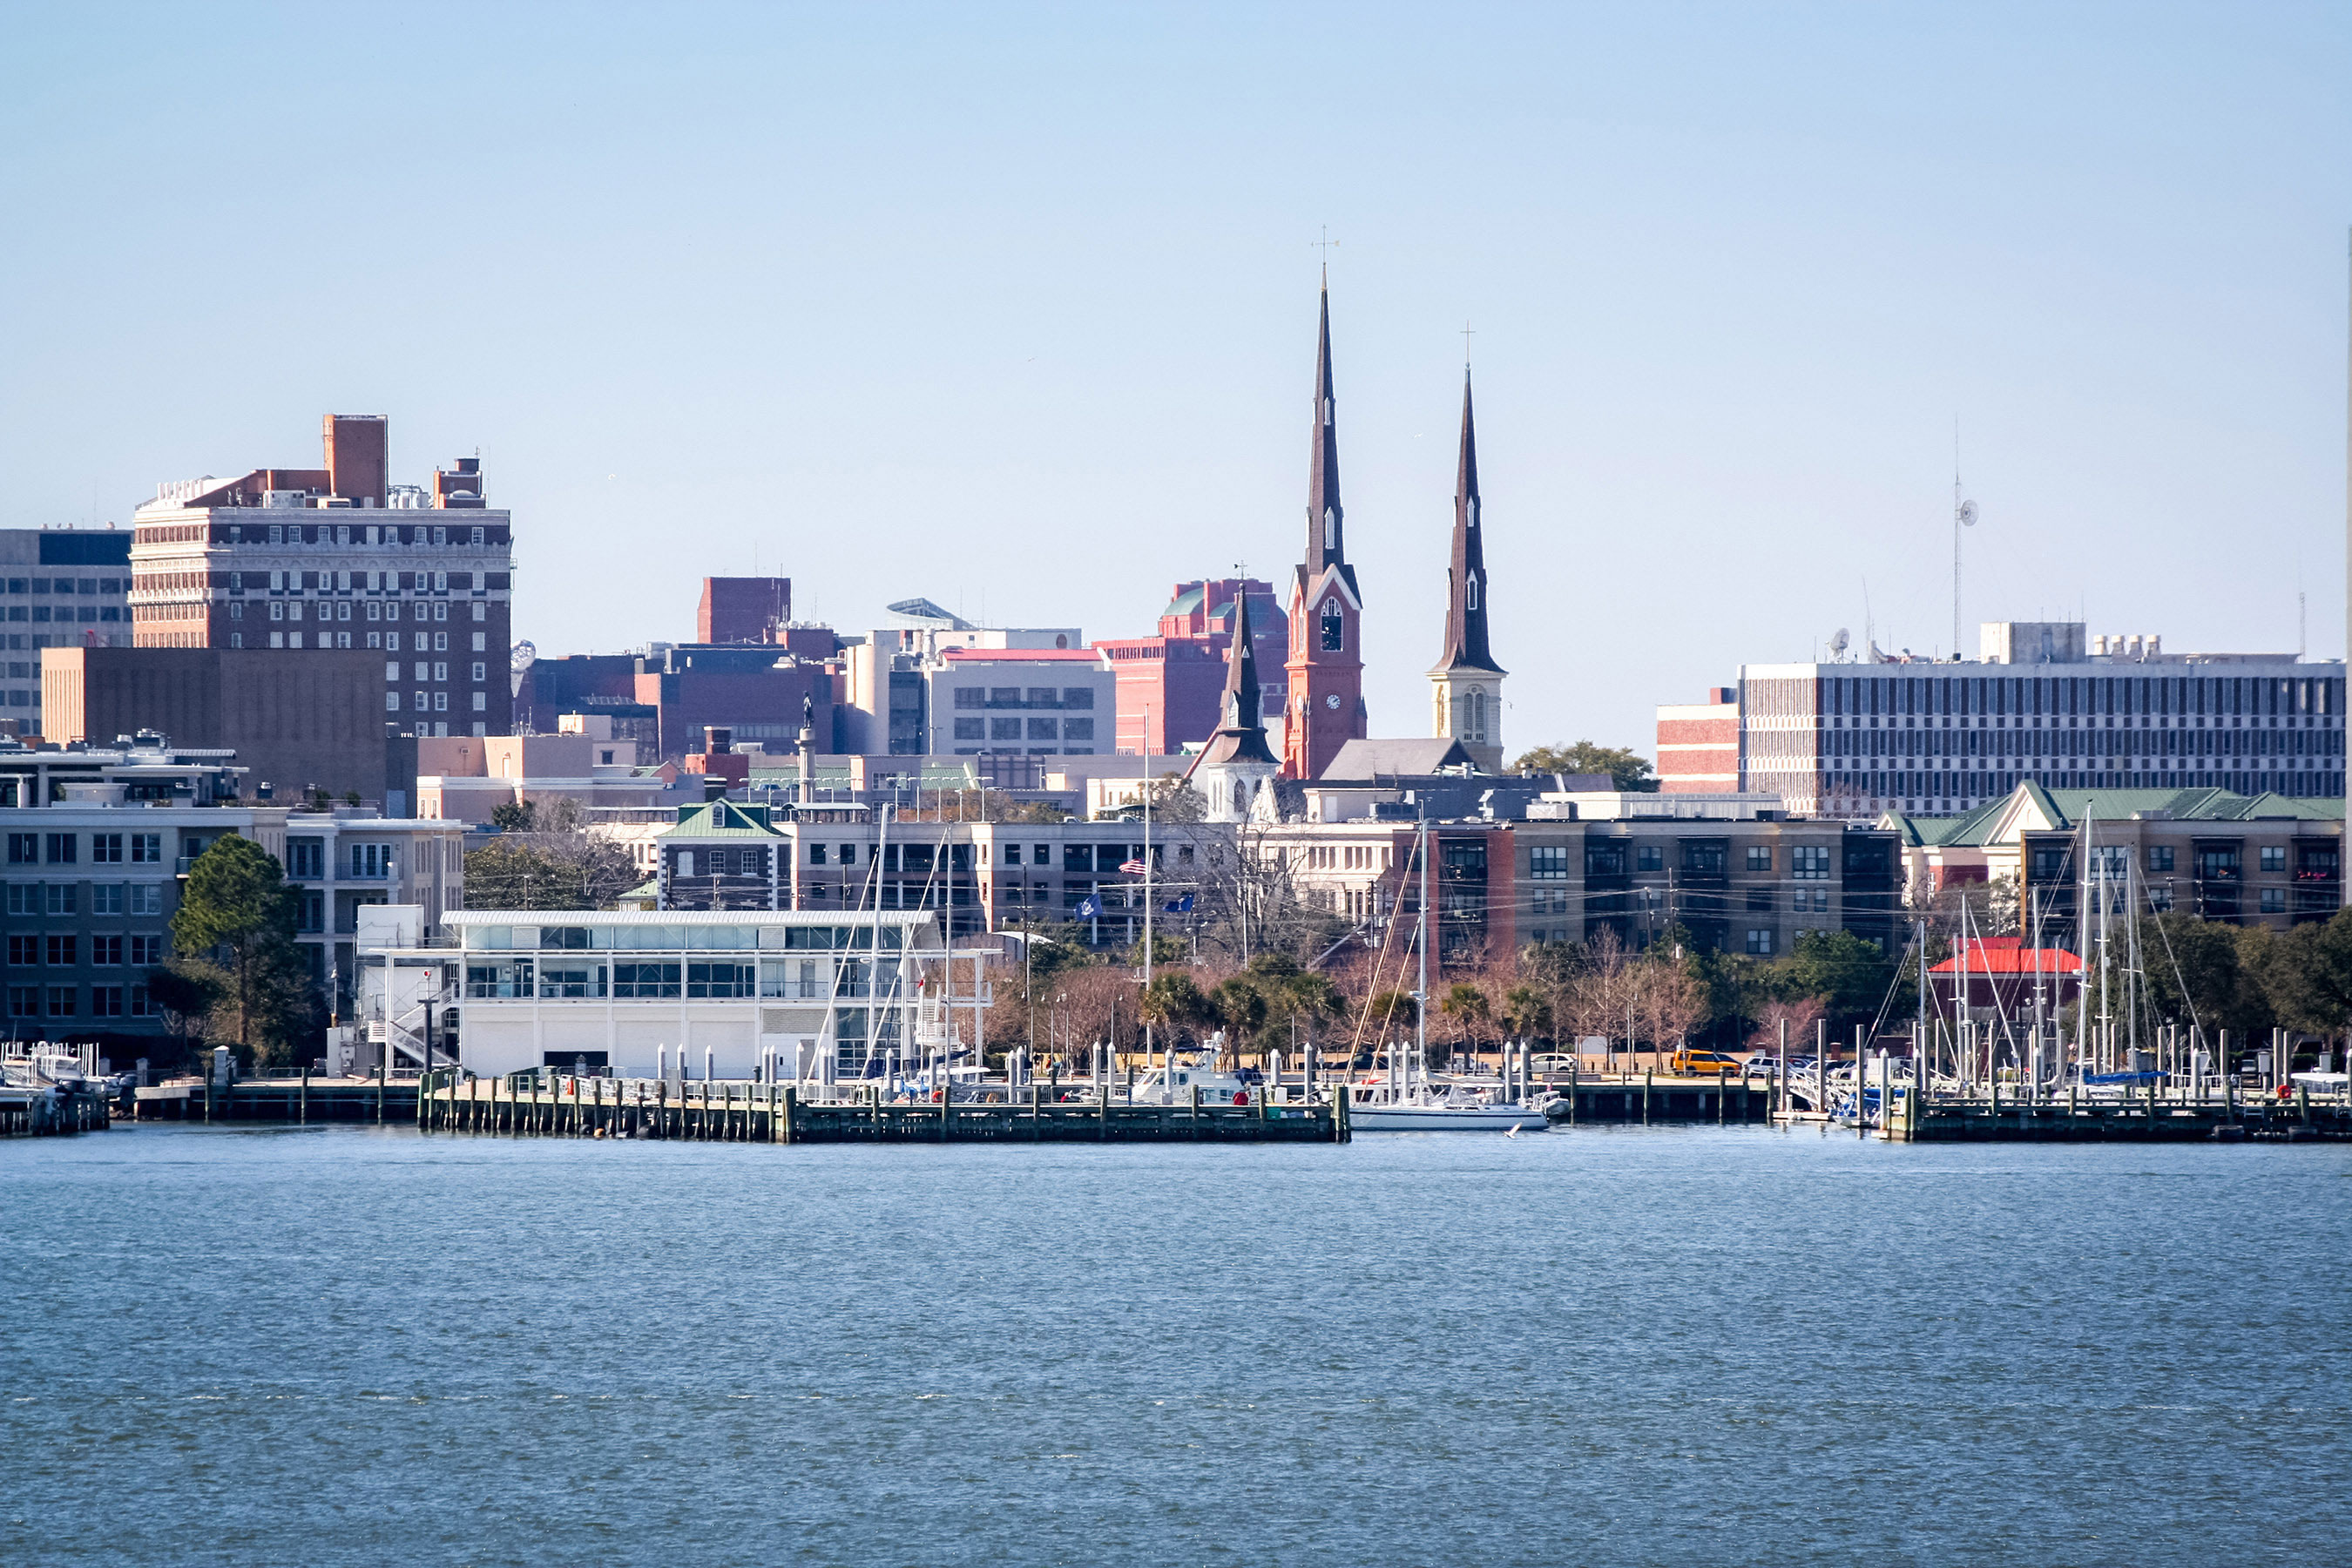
[1461,319,1475,366]
[1311,226,1339,273]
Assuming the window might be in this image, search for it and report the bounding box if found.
[953,718,985,740]
[44,884,72,915]
[91,935,123,966]
[5,832,34,863]
[434,692,449,713]
[386,692,401,713]
[1746,929,1775,955]
[2147,846,2175,873]
[45,935,76,965]
[471,692,486,713]
[1002,843,1022,865]
[471,604,486,623]
[2260,888,2286,914]
[6,987,34,1017]
[2260,846,2287,873]
[612,962,681,998]
[1319,598,1344,652]
[432,662,448,682]
[4,886,33,916]
[808,843,828,865]
[471,662,486,682]
[1746,846,1772,872]
[1791,845,1831,880]
[990,717,1022,741]
[1063,718,1094,740]
[1060,687,1095,709]
[1529,846,1569,880]
[6,936,34,965]
[130,934,161,966]
[45,833,75,864]
[91,884,124,916]
[1636,846,1663,872]
[955,686,984,709]
[44,986,74,1018]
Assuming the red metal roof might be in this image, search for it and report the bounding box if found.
[1929,943,2082,976]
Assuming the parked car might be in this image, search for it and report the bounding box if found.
[1667,1048,1749,1077]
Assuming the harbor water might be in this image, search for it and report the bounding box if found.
[3,1124,2348,1565]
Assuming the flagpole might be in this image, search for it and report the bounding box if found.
[1143,704,1153,1085]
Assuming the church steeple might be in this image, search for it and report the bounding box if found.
[1186,587,1281,820]
[1436,368,1500,674]
[1307,278,1352,582]
[1284,275,1368,782]
[1428,363,1505,771]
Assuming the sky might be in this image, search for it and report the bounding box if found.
[3,3,2349,760]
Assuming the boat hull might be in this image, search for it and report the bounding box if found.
[1351,1105,1548,1132]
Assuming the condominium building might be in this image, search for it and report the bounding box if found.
[1093,578,1288,757]
[0,742,463,1048]
[1663,622,2342,819]
[1257,784,1902,967]
[128,414,516,736]
[1884,781,2342,937]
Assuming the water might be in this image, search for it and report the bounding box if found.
[3,1124,2348,1566]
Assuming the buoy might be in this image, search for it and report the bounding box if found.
[1234,1090,1247,1105]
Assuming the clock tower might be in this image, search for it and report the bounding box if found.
[1283,278,1367,781]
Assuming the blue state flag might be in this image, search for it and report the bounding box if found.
[1074,893,1105,920]
[1163,893,1194,914]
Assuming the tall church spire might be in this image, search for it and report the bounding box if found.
[1285,275,1368,781]
[1428,363,1505,771]
[1307,278,1348,576]
[1436,367,1500,674]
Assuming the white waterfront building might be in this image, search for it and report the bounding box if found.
[358,907,990,1083]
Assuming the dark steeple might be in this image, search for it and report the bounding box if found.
[1435,367,1503,674]
[1190,588,1280,771]
[1306,278,1353,585]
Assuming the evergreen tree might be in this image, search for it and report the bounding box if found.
[169,835,314,1068]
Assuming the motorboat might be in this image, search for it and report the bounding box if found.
[1350,1063,1546,1132]
[1130,1036,1257,1108]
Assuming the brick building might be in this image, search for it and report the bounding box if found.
[698,577,791,645]
[127,413,516,738]
[1094,578,1287,757]
[1656,688,1739,792]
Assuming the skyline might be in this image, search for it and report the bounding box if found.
[3,4,2349,757]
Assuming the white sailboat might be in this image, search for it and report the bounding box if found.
[1349,816,1546,1133]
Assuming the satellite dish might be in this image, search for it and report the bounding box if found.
[1958,500,1978,526]
[1828,628,1850,659]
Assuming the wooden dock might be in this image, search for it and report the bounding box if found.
[412,1073,1350,1144]
[1888,1083,2351,1143]
[1538,1071,1771,1126]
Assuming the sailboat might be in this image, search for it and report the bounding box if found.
[1348,816,1546,1132]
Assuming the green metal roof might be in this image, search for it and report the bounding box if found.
[1882,781,2342,848]
[659,800,784,839]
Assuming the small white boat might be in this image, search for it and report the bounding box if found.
[1130,1037,1257,1108]
[1350,1078,1546,1132]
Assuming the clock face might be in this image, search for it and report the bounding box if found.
[1325,693,1342,710]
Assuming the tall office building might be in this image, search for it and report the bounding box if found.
[128,414,516,736]
[0,528,133,733]
[1664,622,2343,818]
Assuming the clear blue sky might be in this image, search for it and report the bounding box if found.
[3,4,2348,757]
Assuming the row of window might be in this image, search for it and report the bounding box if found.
[0,605,119,624]
[3,883,168,916]
[795,841,1176,871]
[950,686,1098,711]
[245,600,485,624]
[226,524,493,548]
[952,717,1092,741]
[1826,727,2338,759]
[1812,673,2341,720]
[5,984,153,1019]
[7,833,167,865]
[388,691,487,713]
[1,578,121,596]
[7,934,166,966]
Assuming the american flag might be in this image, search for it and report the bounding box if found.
[1119,858,1148,875]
